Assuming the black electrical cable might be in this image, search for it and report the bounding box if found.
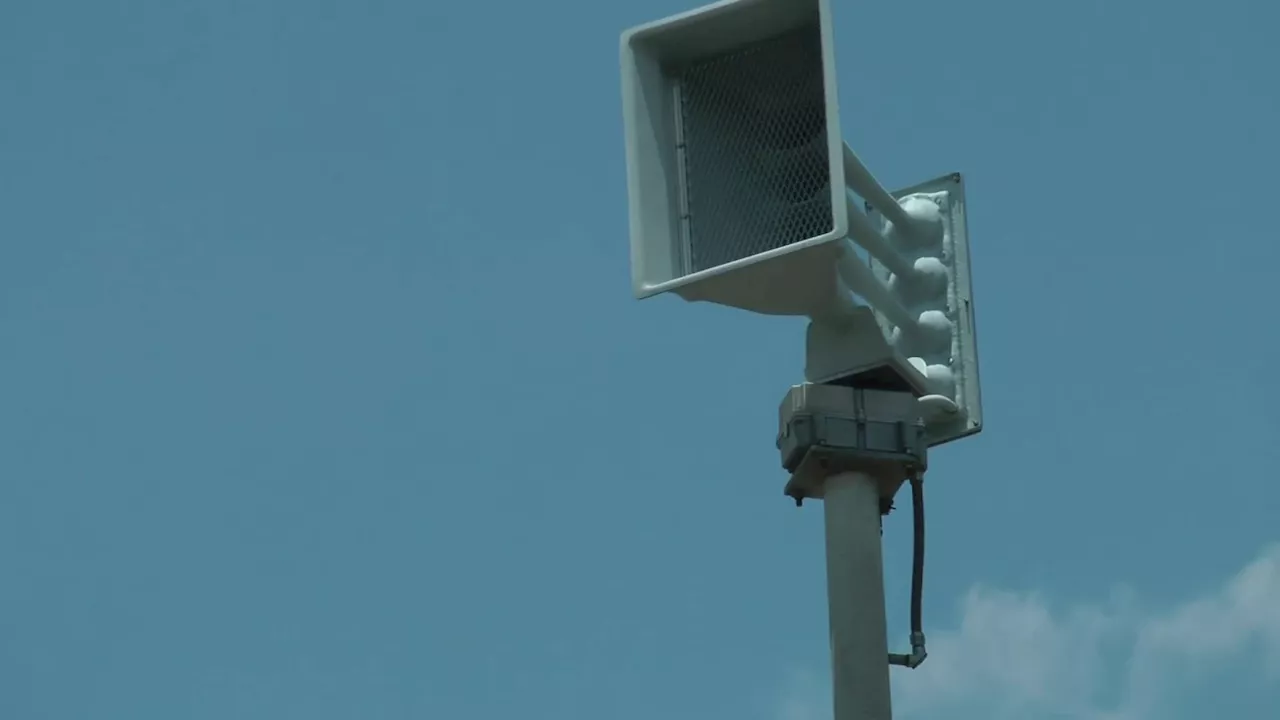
[909,473,924,638]
[889,472,927,668]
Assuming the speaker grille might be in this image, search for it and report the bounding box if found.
[677,22,833,274]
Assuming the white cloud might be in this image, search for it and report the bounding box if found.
[781,543,1280,720]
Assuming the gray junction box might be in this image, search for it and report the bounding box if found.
[777,383,927,506]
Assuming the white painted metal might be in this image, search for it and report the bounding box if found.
[835,239,917,333]
[823,472,894,720]
[621,0,849,312]
[844,191,914,279]
[841,144,913,234]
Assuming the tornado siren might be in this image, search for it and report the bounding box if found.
[620,0,982,445]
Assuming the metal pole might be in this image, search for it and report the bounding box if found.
[823,471,893,720]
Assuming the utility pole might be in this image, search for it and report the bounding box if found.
[824,471,894,719]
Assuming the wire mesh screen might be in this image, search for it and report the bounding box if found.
[677,22,832,274]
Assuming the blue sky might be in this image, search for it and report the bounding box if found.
[1,0,1278,718]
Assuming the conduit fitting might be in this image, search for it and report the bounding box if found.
[889,631,928,668]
